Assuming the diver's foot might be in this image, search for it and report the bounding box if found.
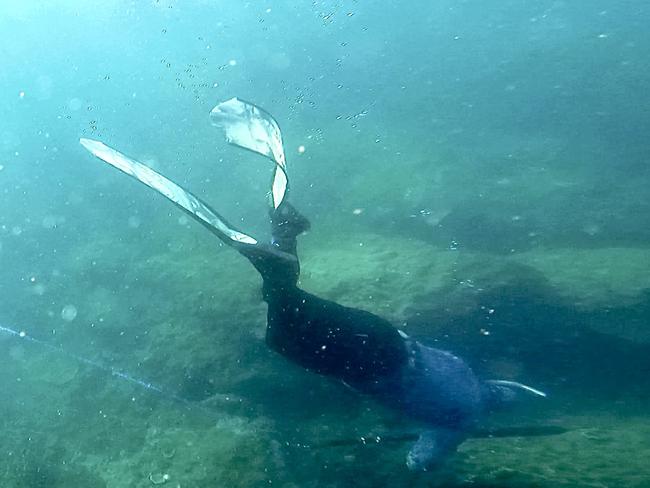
[271,201,311,238]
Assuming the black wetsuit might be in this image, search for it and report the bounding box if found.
[240,203,408,388]
[238,203,486,472]
[80,127,537,471]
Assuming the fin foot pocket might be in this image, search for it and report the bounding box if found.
[271,202,311,238]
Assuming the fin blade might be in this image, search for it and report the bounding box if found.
[210,97,288,209]
[79,138,257,246]
[487,379,547,398]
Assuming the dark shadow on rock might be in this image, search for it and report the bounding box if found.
[370,197,650,254]
[404,262,650,403]
[367,206,538,254]
[179,364,223,401]
[430,208,539,254]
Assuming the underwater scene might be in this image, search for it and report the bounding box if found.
[1,1,649,486]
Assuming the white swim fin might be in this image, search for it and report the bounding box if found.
[79,138,257,247]
[210,97,288,210]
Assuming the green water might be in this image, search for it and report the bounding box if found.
[1,1,649,486]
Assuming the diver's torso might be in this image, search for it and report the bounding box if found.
[372,340,484,428]
[263,286,484,429]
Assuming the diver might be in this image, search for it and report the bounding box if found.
[80,98,546,471]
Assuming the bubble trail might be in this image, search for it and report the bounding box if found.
[0,322,187,404]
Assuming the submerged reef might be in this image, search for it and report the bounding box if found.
[2,214,649,487]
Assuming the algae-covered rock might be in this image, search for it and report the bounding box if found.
[513,247,650,310]
[95,413,272,488]
[299,230,460,321]
[299,227,650,341]
[456,414,650,488]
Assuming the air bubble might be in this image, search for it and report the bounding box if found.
[61,305,78,322]
[68,98,82,111]
[128,216,141,229]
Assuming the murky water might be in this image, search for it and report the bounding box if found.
[1,1,649,486]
